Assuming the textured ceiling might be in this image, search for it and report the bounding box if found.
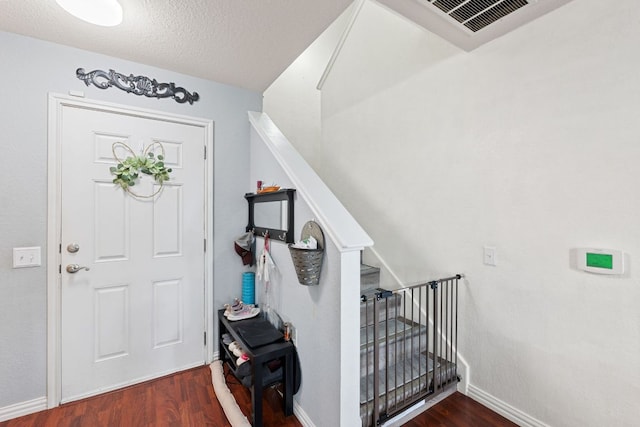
[0,0,353,92]
[0,0,575,92]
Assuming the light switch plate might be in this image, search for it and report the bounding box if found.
[483,246,497,266]
[13,247,42,268]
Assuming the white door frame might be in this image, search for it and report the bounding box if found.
[46,93,215,408]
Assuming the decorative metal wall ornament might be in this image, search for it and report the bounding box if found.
[76,68,199,104]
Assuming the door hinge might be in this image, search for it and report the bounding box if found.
[204,238,207,252]
[204,331,207,346]
[204,145,207,160]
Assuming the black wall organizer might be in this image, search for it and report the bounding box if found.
[245,189,296,243]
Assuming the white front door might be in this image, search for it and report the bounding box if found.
[57,101,207,402]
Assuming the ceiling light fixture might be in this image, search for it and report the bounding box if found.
[56,0,123,27]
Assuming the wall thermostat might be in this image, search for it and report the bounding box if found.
[576,248,624,275]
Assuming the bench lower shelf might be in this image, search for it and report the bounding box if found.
[218,309,295,427]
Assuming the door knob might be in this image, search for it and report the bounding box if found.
[67,243,80,253]
[66,264,90,274]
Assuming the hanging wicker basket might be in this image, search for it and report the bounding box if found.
[288,221,324,286]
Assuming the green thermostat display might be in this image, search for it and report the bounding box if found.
[576,248,623,275]
[586,253,613,269]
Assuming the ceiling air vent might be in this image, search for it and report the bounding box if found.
[430,0,529,32]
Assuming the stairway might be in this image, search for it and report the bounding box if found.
[360,264,381,292]
[359,264,458,427]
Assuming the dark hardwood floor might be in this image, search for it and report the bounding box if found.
[0,365,300,427]
[404,392,517,427]
[1,365,516,426]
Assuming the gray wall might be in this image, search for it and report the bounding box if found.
[0,31,261,408]
[248,125,345,427]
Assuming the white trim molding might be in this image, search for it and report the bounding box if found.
[293,400,316,427]
[248,111,373,252]
[316,0,366,90]
[467,384,551,427]
[0,397,47,422]
[249,110,371,426]
[381,385,457,427]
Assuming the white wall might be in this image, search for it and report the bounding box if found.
[0,31,261,410]
[264,0,640,426]
[263,3,354,174]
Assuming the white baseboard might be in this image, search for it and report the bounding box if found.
[466,384,550,427]
[293,400,315,427]
[382,385,457,427]
[0,396,47,422]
